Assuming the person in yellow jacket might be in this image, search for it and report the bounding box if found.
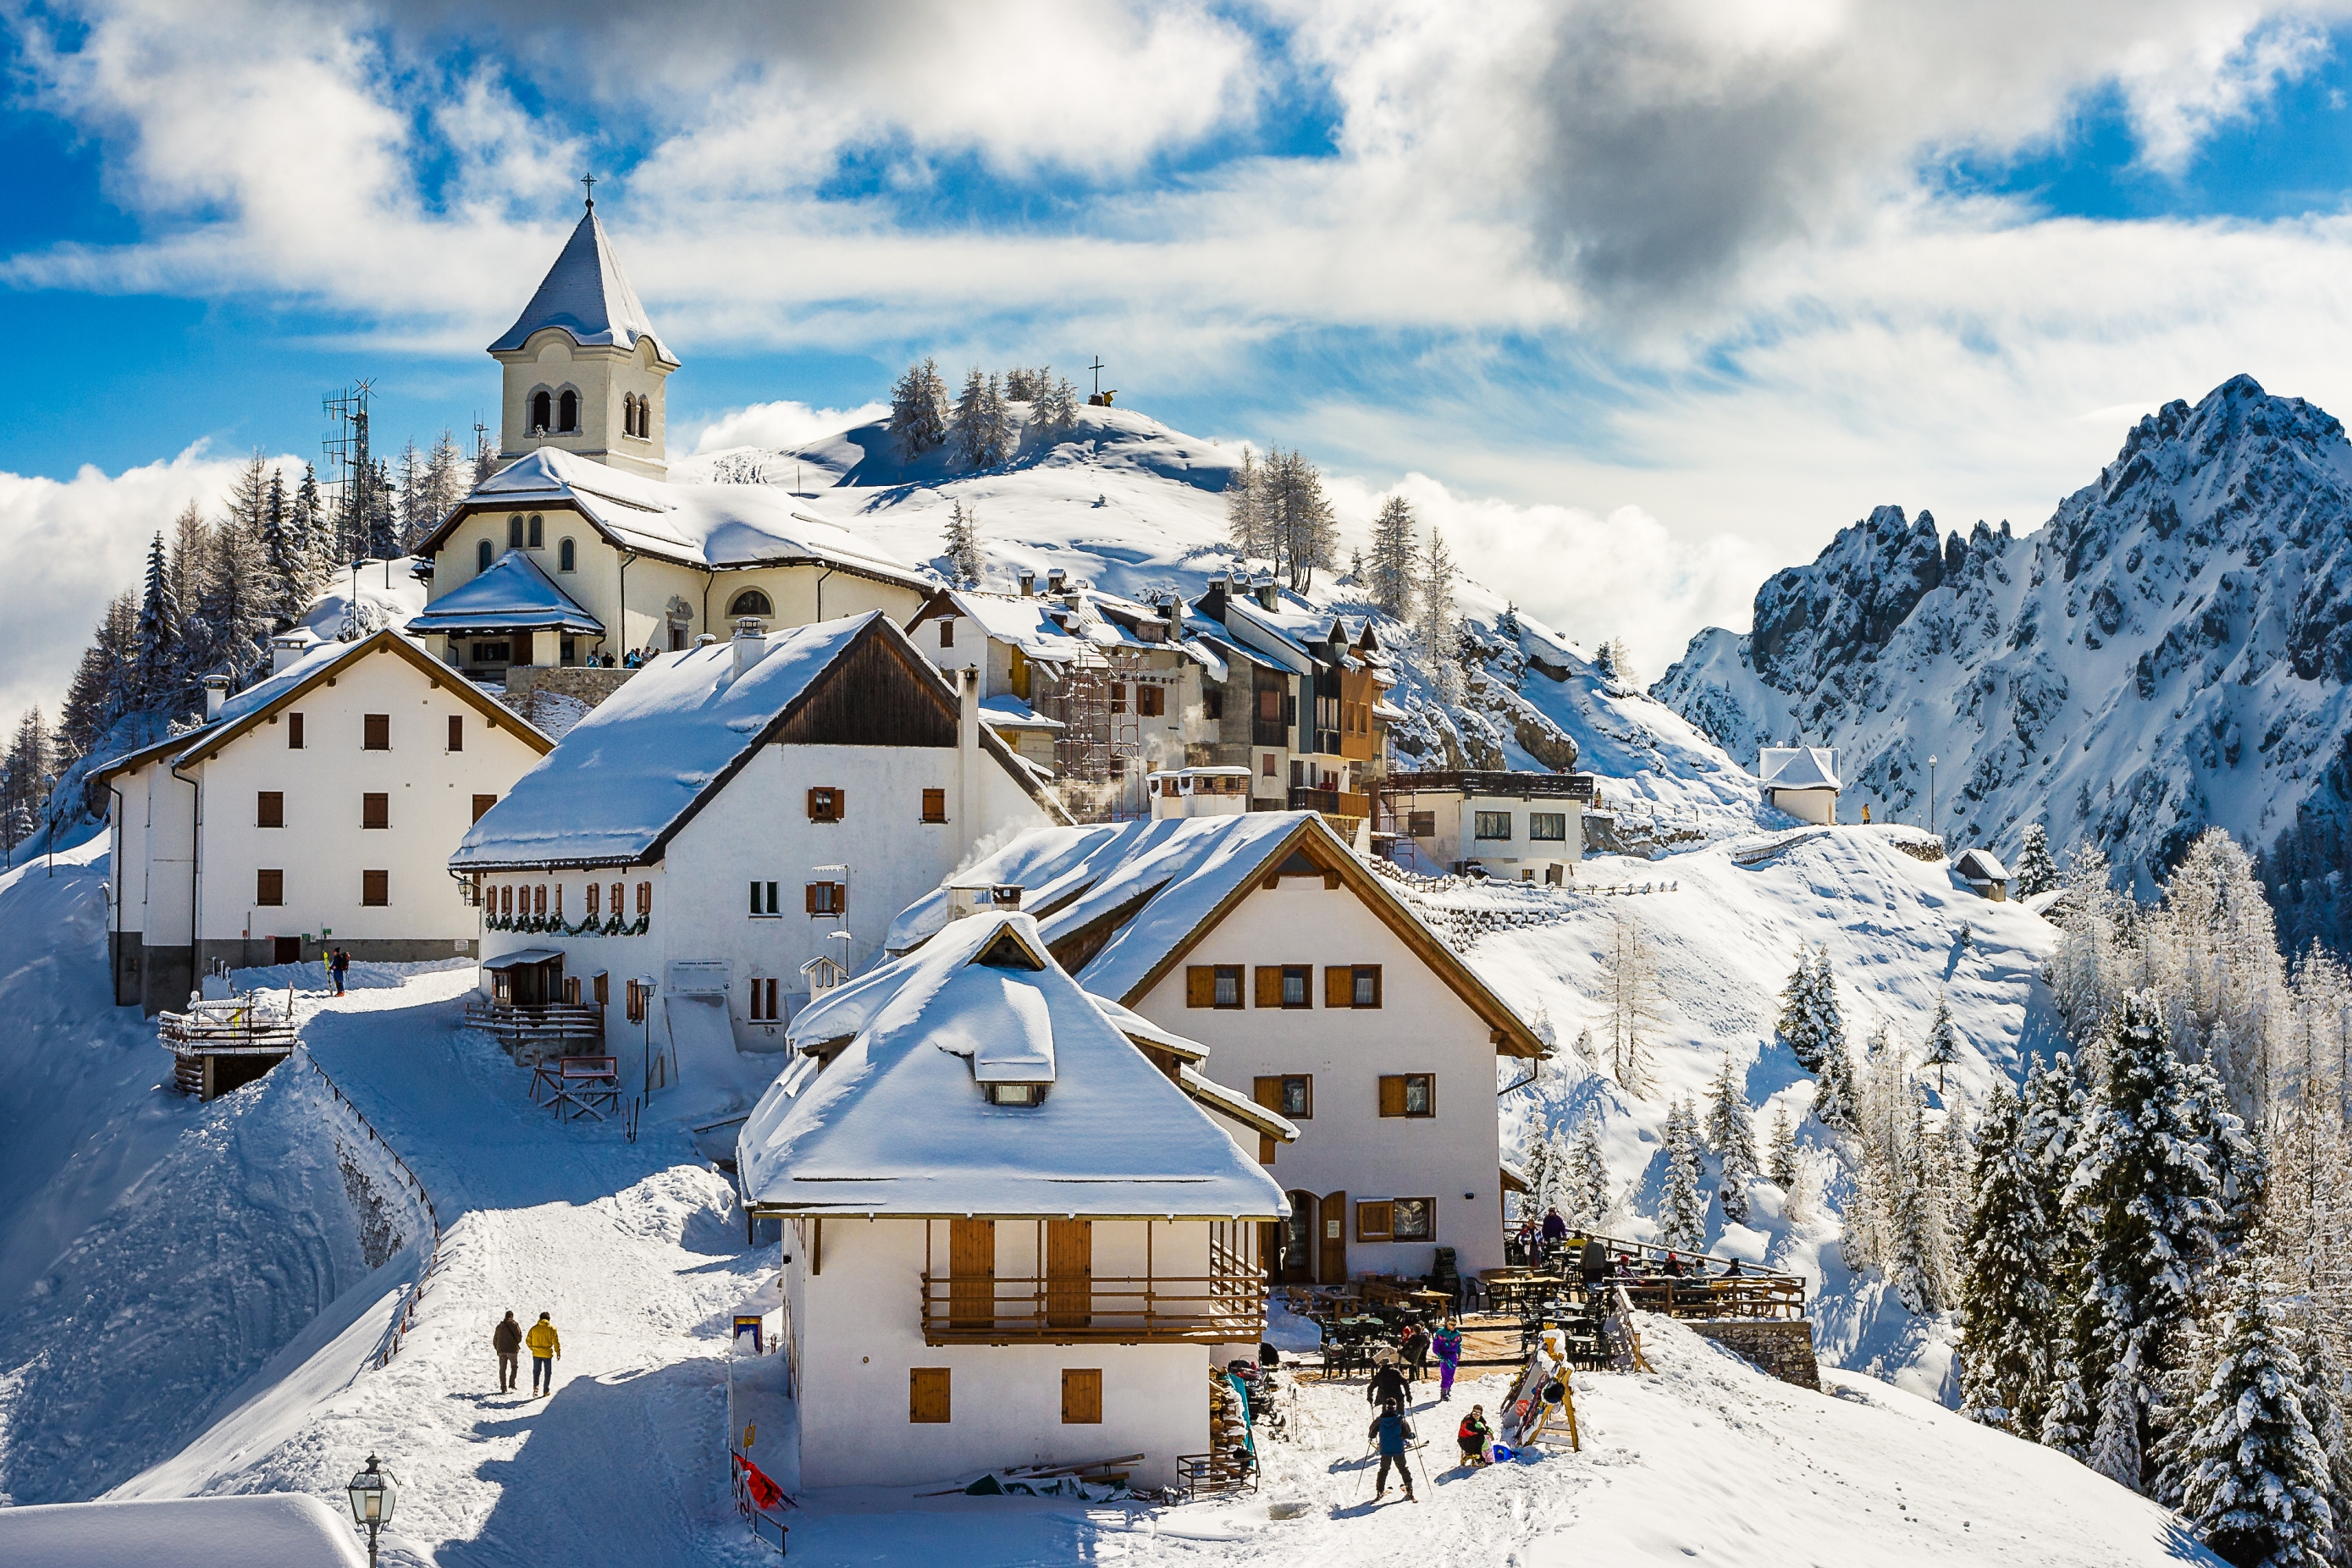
[526,1311,561,1397]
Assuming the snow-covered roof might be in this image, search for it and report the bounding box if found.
[886,810,1545,1055]
[424,448,935,585]
[914,588,1108,668]
[1954,848,2010,882]
[980,693,1063,732]
[1759,747,1841,791]
[406,550,604,636]
[489,207,676,364]
[0,1493,368,1568]
[737,911,1287,1217]
[452,612,1057,870]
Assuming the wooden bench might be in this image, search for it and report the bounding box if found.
[531,1055,621,1122]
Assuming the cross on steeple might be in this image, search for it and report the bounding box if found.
[1089,356,1107,398]
[582,172,597,210]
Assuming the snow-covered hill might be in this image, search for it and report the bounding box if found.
[1652,374,2352,946]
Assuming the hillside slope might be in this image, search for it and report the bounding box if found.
[1653,375,2352,943]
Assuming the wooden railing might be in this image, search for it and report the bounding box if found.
[462,999,604,1064]
[1493,1227,1808,1322]
[1289,786,1371,820]
[1614,1275,1804,1322]
[158,1006,299,1055]
[919,1272,1266,1345]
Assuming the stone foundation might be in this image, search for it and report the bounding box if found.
[1687,1319,1821,1391]
[503,665,638,713]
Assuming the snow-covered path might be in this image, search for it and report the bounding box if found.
[126,966,775,1568]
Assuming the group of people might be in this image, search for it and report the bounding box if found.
[1513,1210,1749,1285]
[1354,1311,1481,1501]
[491,1310,562,1397]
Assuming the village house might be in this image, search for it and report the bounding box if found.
[406,199,933,688]
[1759,746,1841,825]
[885,811,1544,1288]
[1378,769,1598,881]
[97,630,553,1014]
[450,612,1067,1079]
[736,908,1289,1490]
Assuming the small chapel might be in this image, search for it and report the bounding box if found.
[408,190,932,687]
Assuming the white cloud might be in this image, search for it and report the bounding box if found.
[685,400,889,456]
[0,448,261,723]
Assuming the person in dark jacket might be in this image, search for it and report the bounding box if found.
[329,947,351,997]
[1368,1400,1416,1500]
[1662,1251,1686,1278]
[492,1311,522,1393]
[1722,1256,1744,1278]
[1457,1405,1493,1466]
[1540,1208,1568,1245]
[1401,1322,1433,1383]
[1366,1357,1411,1410]
[1579,1237,1608,1288]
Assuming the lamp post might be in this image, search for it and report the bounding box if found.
[346,1454,400,1567]
[1928,754,1938,836]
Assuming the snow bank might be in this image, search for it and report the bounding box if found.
[0,1492,367,1567]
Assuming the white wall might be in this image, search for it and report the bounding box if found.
[785,1217,1210,1489]
[1132,875,1510,1279]
[1406,792,1583,878]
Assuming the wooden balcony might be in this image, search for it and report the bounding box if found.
[918,1271,1266,1345]
[1289,786,1371,820]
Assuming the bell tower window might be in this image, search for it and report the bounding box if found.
[558,389,579,433]
[531,389,552,434]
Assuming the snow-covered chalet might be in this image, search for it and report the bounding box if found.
[887,810,1545,1286]
[737,908,1290,1489]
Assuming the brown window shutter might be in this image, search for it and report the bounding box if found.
[287,712,304,749]
[1255,966,1282,1008]
[594,974,609,1006]
[256,869,283,906]
[1187,967,1215,1008]
[804,882,819,914]
[1324,966,1349,1008]
[1357,1200,1394,1242]
[1252,1076,1283,1111]
[362,792,389,829]
[1378,1075,1406,1118]
[257,792,283,828]
[909,1367,951,1424]
[363,714,389,750]
[472,794,497,822]
[362,870,389,906]
[447,715,463,751]
[921,787,947,823]
[1061,1368,1102,1424]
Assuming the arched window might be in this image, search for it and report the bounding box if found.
[621,394,637,439]
[558,389,579,433]
[477,538,493,572]
[530,389,552,433]
[507,516,524,549]
[527,513,544,549]
[729,588,773,618]
[559,537,576,572]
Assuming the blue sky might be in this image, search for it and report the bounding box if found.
[6,1,2352,720]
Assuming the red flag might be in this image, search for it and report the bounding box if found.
[735,1451,786,1512]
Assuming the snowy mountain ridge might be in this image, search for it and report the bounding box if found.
[1653,374,2352,946]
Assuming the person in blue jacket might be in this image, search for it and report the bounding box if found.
[1367,1399,1416,1502]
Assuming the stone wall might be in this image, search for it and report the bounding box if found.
[1687,1319,1821,1391]
[504,665,638,710]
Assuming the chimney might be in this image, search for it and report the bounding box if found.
[202,674,229,721]
[991,883,1024,911]
[957,667,982,859]
[1046,567,1067,596]
[1255,580,1279,611]
[732,617,765,678]
[1019,571,1035,596]
[269,636,306,675]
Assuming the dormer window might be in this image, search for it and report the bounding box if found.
[986,1083,1046,1107]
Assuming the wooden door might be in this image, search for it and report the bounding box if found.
[1046,1218,1092,1328]
[512,631,533,667]
[273,936,301,965]
[949,1218,994,1330]
[1319,1190,1348,1284]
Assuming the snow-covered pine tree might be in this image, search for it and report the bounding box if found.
[1778,947,1823,1070]
[1418,527,1460,704]
[2089,1333,2150,1493]
[941,501,983,588]
[1814,1025,1858,1132]
[191,510,273,686]
[889,356,951,460]
[2299,1328,2352,1566]
[1569,1109,1614,1230]
[60,591,138,763]
[1809,943,1849,1079]
[1035,376,1079,435]
[1597,909,1662,1096]
[1659,1099,1709,1253]
[2068,989,2226,1482]
[2049,841,2125,1046]
[1924,992,1962,1096]
[1767,1105,1800,1189]
[134,531,179,712]
[1518,1128,1555,1226]
[1369,494,1416,618]
[1598,637,1637,689]
[1224,447,1266,560]
[1705,1048,1758,1223]
[1960,1079,2058,1433]
[2041,1351,2095,1461]
[394,439,426,546]
[1264,449,1338,593]
[2179,1270,2338,1568]
[1897,1088,1960,1312]
[948,366,1007,468]
[2014,823,2059,897]
[366,455,400,559]
[291,463,328,581]
[260,466,314,632]
[1571,1024,1598,1074]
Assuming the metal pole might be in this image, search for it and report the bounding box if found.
[366,1521,379,1568]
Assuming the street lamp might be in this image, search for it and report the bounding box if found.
[346,1454,400,1567]
[1928,754,1938,836]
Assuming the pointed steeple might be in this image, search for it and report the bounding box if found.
[489,206,676,366]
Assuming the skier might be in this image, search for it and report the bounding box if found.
[1431,1317,1464,1400]
[1366,1355,1411,1411]
[329,946,351,997]
[526,1311,561,1396]
[1457,1405,1493,1466]
[493,1311,522,1393]
[1367,1400,1416,1502]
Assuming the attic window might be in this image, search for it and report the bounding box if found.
[808,787,843,822]
[986,1083,1046,1107]
[975,930,1045,970]
[1275,851,1320,877]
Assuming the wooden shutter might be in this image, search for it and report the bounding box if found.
[1187,966,1216,1008]
[256,869,283,905]
[1378,1075,1407,1117]
[594,973,609,1006]
[922,787,947,823]
[1252,1076,1284,1111]
[287,712,304,749]
[1325,966,1350,1008]
[1357,1200,1394,1241]
[472,794,497,822]
[257,791,284,828]
[804,882,820,914]
[1046,1218,1092,1329]
[363,714,389,750]
[1061,1369,1102,1424]
[362,792,389,829]
[447,715,463,751]
[909,1367,951,1424]
[362,870,389,906]
[1255,966,1283,1008]
[948,1218,994,1329]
